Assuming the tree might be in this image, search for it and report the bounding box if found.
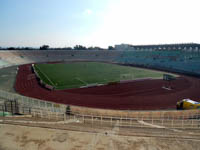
[73,45,87,50]
[24,47,31,50]
[87,46,94,50]
[94,46,104,50]
[63,47,72,50]
[7,47,16,50]
[108,46,114,50]
[40,45,49,50]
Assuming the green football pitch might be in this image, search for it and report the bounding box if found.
[33,62,169,90]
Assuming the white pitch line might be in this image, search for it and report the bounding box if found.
[75,77,87,85]
[35,65,55,87]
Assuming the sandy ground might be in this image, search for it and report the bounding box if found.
[0,123,200,150]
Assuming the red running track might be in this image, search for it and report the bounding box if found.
[14,64,200,110]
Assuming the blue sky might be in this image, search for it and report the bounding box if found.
[1,0,200,48]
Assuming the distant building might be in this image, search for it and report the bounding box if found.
[115,44,133,50]
[114,43,200,51]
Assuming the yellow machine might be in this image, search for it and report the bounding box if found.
[176,99,200,110]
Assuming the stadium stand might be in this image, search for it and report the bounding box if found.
[115,50,200,76]
[0,48,200,76]
[0,47,200,115]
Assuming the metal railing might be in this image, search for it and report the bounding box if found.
[67,111,200,129]
[2,104,199,129]
[0,89,66,113]
[0,90,200,129]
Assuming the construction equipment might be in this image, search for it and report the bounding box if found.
[176,99,200,110]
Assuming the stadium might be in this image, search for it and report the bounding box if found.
[1,0,200,148]
[0,43,200,128]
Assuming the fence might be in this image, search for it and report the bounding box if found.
[29,108,200,129]
[0,103,66,120]
[2,104,199,129]
[0,89,66,113]
[0,89,200,129]
[67,110,200,129]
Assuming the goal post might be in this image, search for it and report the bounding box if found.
[120,74,135,80]
[163,74,176,81]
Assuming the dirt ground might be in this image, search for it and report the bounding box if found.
[0,123,200,150]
